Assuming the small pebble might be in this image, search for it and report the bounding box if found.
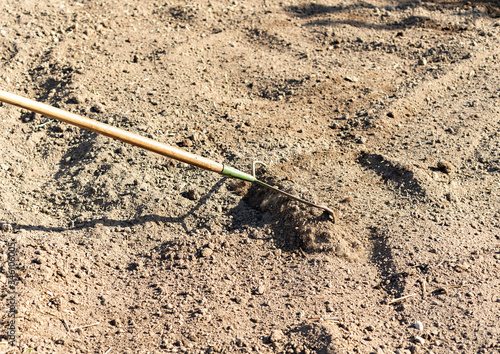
[356,136,367,144]
[185,189,199,201]
[91,104,104,113]
[68,94,84,104]
[414,335,425,345]
[437,161,453,174]
[179,138,193,147]
[236,337,246,347]
[269,329,284,343]
[418,57,427,66]
[54,124,66,133]
[256,285,265,295]
[32,256,45,265]
[201,248,213,258]
[1,223,13,233]
[110,318,122,327]
[445,192,457,202]
[414,321,423,331]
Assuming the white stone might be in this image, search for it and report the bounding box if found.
[414,321,423,331]
[415,335,425,345]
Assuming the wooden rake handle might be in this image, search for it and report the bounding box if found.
[0,90,225,174]
[0,90,334,216]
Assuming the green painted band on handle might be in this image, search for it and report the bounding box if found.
[221,166,256,182]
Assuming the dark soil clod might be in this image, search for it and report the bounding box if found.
[242,168,363,260]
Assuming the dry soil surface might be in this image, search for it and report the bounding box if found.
[0,0,499,353]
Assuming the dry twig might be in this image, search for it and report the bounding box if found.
[71,322,101,331]
[62,318,70,332]
[387,293,417,305]
[308,316,339,323]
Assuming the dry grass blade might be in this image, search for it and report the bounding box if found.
[308,316,340,323]
[70,322,101,331]
[387,293,417,305]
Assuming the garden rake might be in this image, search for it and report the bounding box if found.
[0,90,334,217]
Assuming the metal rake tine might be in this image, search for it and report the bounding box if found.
[253,178,335,217]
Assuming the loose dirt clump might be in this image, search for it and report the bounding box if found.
[237,167,365,261]
[285,323,345,354]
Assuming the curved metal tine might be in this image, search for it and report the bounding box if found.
[252,160,269,178]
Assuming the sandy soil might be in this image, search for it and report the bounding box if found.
[0,0,499,353]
